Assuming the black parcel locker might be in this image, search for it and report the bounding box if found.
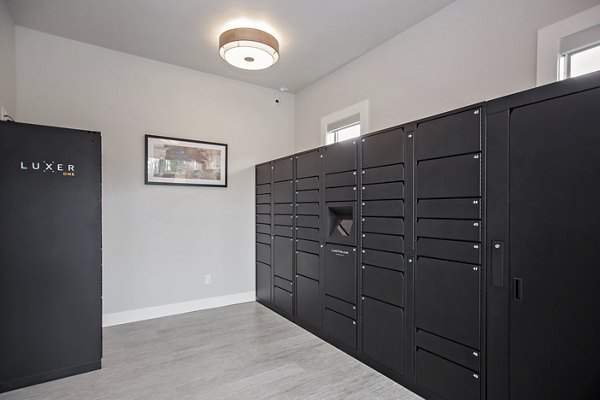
[0,121,102,393]
[255,163,272,305]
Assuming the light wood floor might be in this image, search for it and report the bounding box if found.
[0,302,422,400]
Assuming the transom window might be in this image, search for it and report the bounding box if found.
[559,42,600,80]
[326,121,360,145]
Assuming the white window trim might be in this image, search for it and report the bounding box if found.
[537,4,600,86]
[320,100,369,146]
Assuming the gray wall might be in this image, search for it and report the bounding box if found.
[0,0,16,116]
[15,27,296,316]
[295,0,600,151]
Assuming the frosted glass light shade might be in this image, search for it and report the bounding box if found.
[219,28,279,70]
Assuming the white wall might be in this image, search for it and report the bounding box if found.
[15,27,295,318]
[0,0,16,116]
[295,0,600,151]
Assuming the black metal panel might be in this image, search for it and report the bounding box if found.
[324,244,356,304]
[273,236,293,280]
[296,276,320,329]
[297,251,319,280]
[256,193,271,204]
[325,171,357,187]
[324,309,356,349]
[273,180,293,203]
[362,164,404,185]
[416,154,480,199]
[362,200,404,217]
[362,296,404,374]
[417,198,480,219]
[362,182,404,200]
[362,249,404,271]
[256,243,270,265]
[362,233,404,254]
[256,223,271,235]
[417,219,481,242]
[296,150,321,178]
[297,190,320,203]
[362,265,404,307]
[296,239,319,255]
[273,286,293,315]
[296,203,319,215]
[325,186,357,202]
[256,204,271,214]
[274,276,293,292]
[362,128,405,168]
[296,215,319,228]
[296,177,319,191]
[324,295,356,320]
[273,225,293,237]
[416,349,480,400]
[256,214,270,225]
[362,217,404,236]
[273,157,293,182]
[256,262,271,302]
[273,214,294,226]
[324,140,357,174]
[256,233,271,245]
[415,257,480,349]
[416,329,480,372]
[415,108,481,161]
[507,87,600,400]
[296,227,319,241]
[256,183,271,194]
[256,163,271,185]
[417,238,480,265]
[0,122,101,392]
[273,203,294,214]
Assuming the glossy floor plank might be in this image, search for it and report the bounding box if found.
[0,302,422,400]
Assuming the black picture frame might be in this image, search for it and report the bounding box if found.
[145,134,228,187]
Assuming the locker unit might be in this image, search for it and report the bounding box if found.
[255,163,272,304]
[0,121,102,393]
[255,71,600,400]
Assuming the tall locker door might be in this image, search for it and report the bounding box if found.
[0,122,102,392]
[255,163,272,304]
[503,86,600,399]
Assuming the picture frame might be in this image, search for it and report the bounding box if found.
[145,134,228,187]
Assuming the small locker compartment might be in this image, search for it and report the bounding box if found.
[362,296,404,374]
[273,158,293,182]
[296,177,319,191]
[362,265,404,307]
[273,225,293,237]
[296,202,319,215]
[296,227,319,241]
[296,276,320,330]
[273,214,294,226]
[256,262,271,303]
[325,186,357,202]
[417,219,481,242]
[256,193,271,204]
[256,183,271,195]
[324,140,357,175]
[273,203,293,214]
[416,348,480,400]
[416,154,481,199]
[256,223,271,235]
[256,243,271,265]
[256,204,271,214]
[296,251,319,280]
[362,217,404,236]
[273,286,293,316]
[417,238,480,265]
[296,215,319,228]
[256,163,271,185]
[273,180,294,203]
[256,214,270,225]
[325,171,357,188]
[415,108,481,161]
[416,329,480,373]
[362,182,404,201]
[274,275,293,292]
[296,239,319,255]
[324,244,356,304]
[362,248,404,272]
[362,200,404,217]
[324,295,357,320]
[296,190,319,203]
[256,233,271,245]
[323,308,356,350]
[362,164,404,185]
[362,128,405,169]
[362,233,404,254]
[415,257,480,349]
[273,236,293,281]
[296,150,321,179]
[417,198,480,219]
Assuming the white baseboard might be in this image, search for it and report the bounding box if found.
[102,291,256,327]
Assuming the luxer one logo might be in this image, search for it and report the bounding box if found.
[330,248,349,257]
[20,161,76,177]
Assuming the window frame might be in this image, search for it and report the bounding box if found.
[320,100,369,146]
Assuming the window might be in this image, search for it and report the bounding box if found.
[321,100,369,146]
[559,43,600,80]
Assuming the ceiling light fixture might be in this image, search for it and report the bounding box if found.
[219,28,279,70]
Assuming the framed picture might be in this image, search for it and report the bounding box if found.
[145,134,228,187]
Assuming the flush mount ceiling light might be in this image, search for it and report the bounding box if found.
[219,28,279,70]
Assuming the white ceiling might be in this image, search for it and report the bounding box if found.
[6,0,456,93]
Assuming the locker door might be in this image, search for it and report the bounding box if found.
[507,88,600,400]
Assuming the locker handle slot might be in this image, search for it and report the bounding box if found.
[513,278,523,302]
[491,240,504,288]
